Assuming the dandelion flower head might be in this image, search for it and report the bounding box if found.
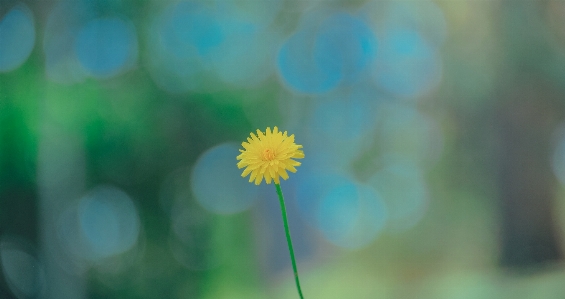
[237,127,304,185]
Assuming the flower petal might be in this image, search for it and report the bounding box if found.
[241,166,253,177]
[279,168,289,180]
[254,173,263,185]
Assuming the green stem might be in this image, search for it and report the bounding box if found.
[275,183,304,299]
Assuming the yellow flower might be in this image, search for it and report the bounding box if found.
[237,127,304,185]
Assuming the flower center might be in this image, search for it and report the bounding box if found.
[262,148,276,161]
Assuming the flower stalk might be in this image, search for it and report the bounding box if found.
[236,127,305,298]
[275,183,304,299]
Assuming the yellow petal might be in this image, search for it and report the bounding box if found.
[279,168,289,180]
[259,163,269,174]
[289,159,301,166]
[254,173,263,185]
[256,129,265,141]
[249,169,259,182]
[250,132,259,142]
[241,166,253,177]
[286,164,297,173]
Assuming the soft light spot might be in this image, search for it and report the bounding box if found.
[192,143,260,214]
[369,161,428,232]
[278,11,377,93]
[0,4,35,72]
[373,28,442,99]
[0,239,44,298]
[551,123,565,185]
[74,17,137,78]
[317,183,388,249]
[78,185,140,260]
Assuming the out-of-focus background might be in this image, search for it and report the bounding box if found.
[2,0,565,298]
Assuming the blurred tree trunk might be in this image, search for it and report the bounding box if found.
[496,77,564,269]
[494,1,565,269]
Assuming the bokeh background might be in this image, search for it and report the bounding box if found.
[3,0,565,298]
